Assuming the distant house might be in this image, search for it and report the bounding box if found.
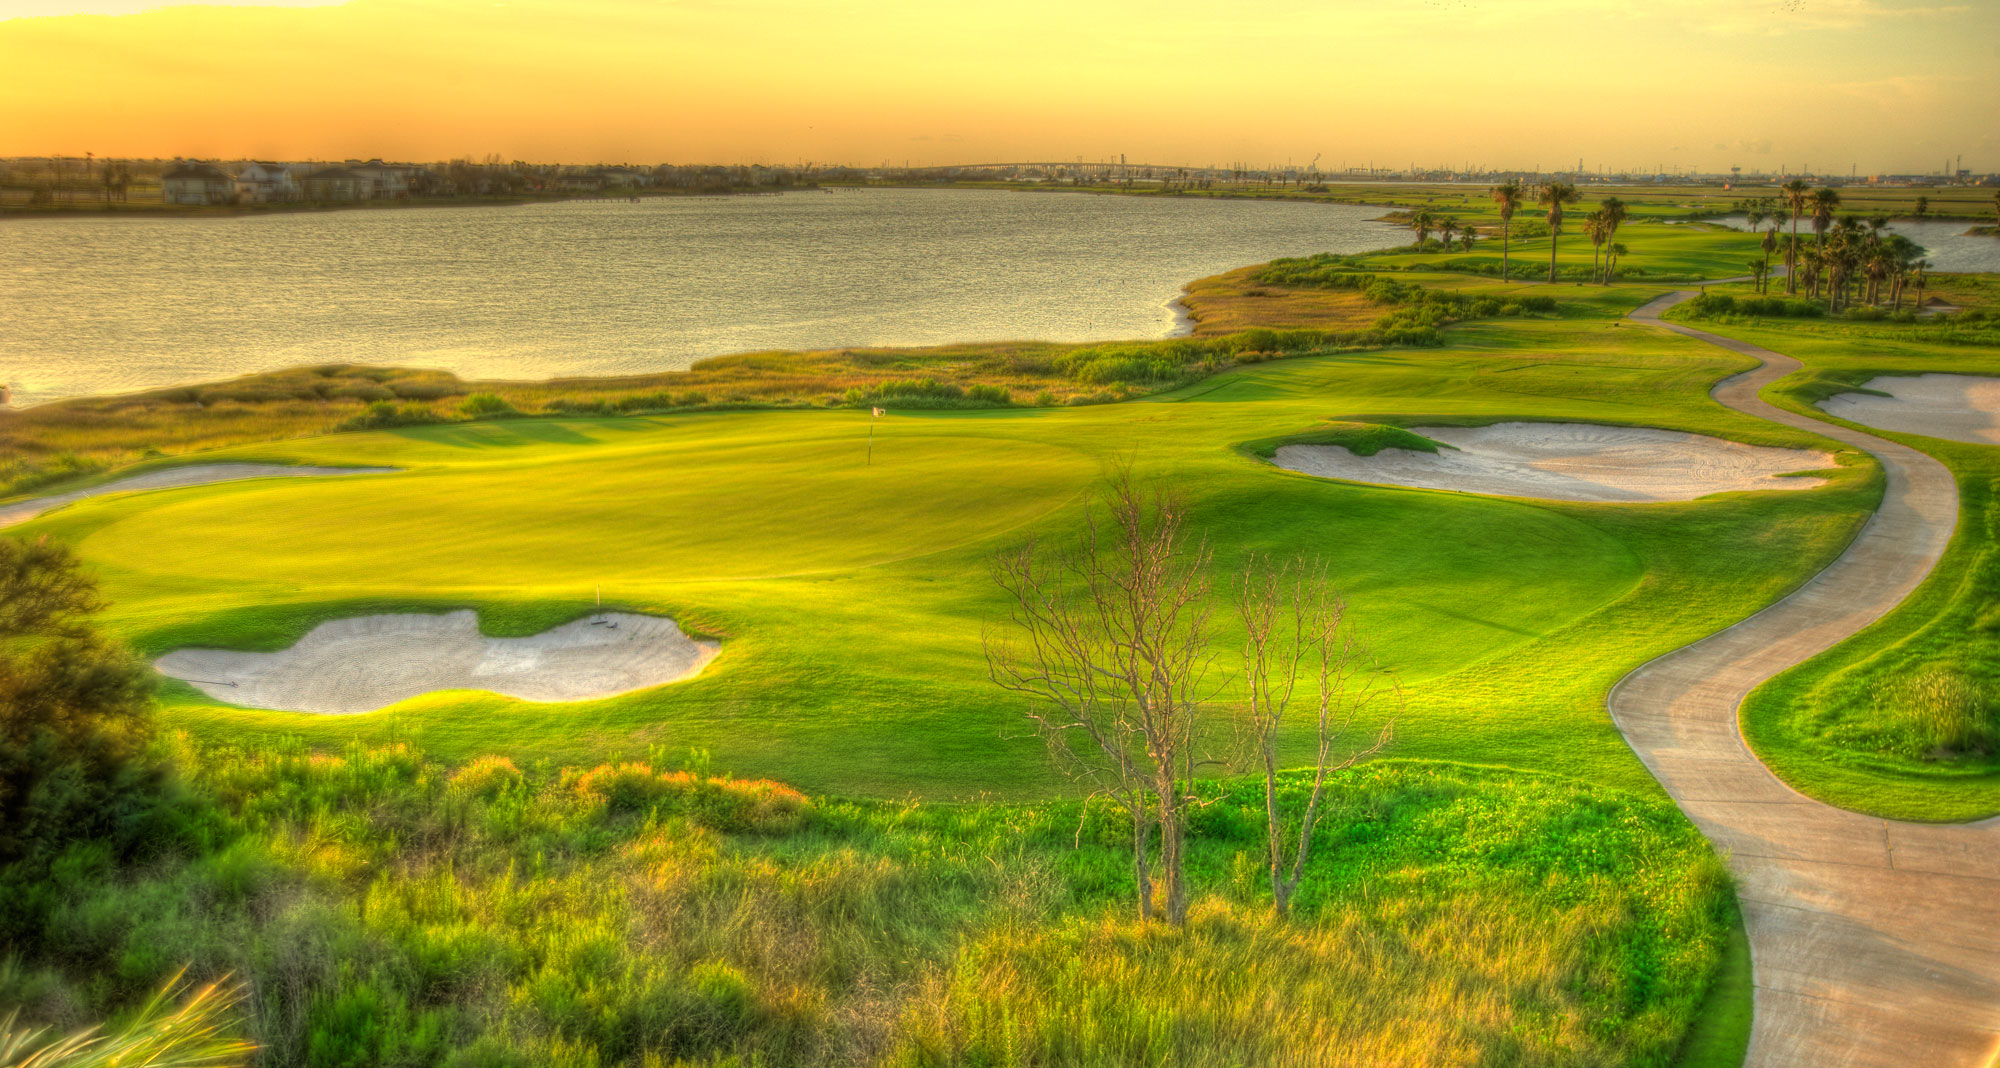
[161,161,233,205]
[235,163,300,204]
[556,173,606,193]
[347,159,412,199]
[301,167,364,202]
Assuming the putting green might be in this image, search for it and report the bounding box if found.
[22,300,1877,799]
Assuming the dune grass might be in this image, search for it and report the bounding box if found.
[0,743,1734,1068]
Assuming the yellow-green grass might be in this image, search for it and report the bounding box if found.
[16,306,1876,804]
[3,743,1736,1068]
[1655,306,2000,821]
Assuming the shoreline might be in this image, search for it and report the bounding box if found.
[0,186,800,222]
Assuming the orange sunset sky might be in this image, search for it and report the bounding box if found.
[1,0,1995,172]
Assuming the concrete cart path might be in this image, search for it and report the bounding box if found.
[1616,291,2000,1067]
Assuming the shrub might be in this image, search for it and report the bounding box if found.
[0,538,169,870]
[1885,667,1994,755]
[339,401,444,431]
[965,384,1012,406]
[574,762,674,812]
[573,763,812,833]
[449,756,523,799]
[459,393,517,419]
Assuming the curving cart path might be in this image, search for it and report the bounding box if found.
[1613,292,2000,1067]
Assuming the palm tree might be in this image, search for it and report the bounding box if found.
[1490,180,1524,281]
[1409,208,1436,247]
[1537,181,1581,283]
[1781,179,1811,293]
[1759,226,1779,293]
[1605,242,1628,280]
[1810,187,1840,249]
[1913,259,1930,310]
[1749,258,1770,295]
[1597,197,1628,283]
[1864,245,1890,305]
[1583,210,1608,283]
[1439,217,1458,250]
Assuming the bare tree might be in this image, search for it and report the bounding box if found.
[1237,556,1395,918]
[987,473,1215,924]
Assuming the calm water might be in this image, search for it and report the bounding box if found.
[1711,215,2000,273]
[0,189,1403,407]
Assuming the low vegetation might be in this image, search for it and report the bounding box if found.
[0,732,1735,1068]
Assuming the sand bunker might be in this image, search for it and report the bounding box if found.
[1273,422,1832,502]
[157,610,719,714]
[1819,374,2000,445]
[1,463,393,529]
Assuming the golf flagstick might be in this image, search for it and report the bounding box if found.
[868,406,884,465]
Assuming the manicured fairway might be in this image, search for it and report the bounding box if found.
[19,294,1876,800]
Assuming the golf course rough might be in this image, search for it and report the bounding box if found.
[1272,422,1833,502]
[156,610,718,714]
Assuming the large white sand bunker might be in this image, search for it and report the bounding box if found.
[157,610,719,714]
[1,463,393,529]
[1819,374,2000,445]
[1273,423,1832,502]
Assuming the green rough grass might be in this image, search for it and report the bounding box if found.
[11,306,1875,803]
[0,745,1736,1068]
[1666,313,2000,821]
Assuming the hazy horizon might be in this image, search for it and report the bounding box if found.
[3,0,1995,175]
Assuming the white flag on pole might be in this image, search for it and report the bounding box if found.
[872,407,885,418]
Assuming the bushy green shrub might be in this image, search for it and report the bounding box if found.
[449,756,524,799]
[339,401,445,431]
[459,393,518,419]
[1884,667,1995,755]
[0,538,170,871]
[573,763,813,834]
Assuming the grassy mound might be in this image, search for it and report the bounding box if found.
[1244,420,1452,460]
[0,743,1735,1068]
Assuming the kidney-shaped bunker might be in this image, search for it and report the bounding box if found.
[157,610,718,715]
[1272,422,1833,502]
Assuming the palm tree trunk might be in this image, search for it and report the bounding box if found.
[1787,215,1800,294]
[1501,224,1510,281]
[1548,229,1559,283]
